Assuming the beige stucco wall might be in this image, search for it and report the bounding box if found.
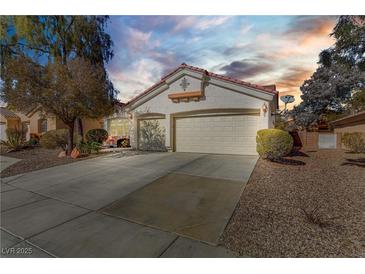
[14,111,30,123]
[28,111,57,135]
[334,123,365,149]
[81,118,103,136]
[128,73,277,150]
[334,124,365,133]
[0,114,20,128]
[7,119,21,129]
[0,116,24,141]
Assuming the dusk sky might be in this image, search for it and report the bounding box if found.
[106,16,337,106]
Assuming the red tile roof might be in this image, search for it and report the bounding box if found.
[125,63,278,107]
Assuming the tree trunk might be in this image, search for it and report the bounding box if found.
[77,117,84,142]
[66,122,75,156]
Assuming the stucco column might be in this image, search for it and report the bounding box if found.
[26,123,30,141]
[258,103,270,130]
[165,114,171,149]
[129,114,138,149]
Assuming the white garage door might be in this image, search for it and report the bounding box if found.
[318,133,337,149]
[175,115,259,155]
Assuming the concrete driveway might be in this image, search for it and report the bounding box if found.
[1,152,257,258]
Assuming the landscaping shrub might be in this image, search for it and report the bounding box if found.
[40,129,69,150]
[86,128,108,143]
[256,129,293,160]
[78,141,102,155]
[139,120,166,151]
[40,129,81,151]
[341,132,365,153]
[0,126,27,152]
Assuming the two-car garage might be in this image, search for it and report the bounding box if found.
[174,114,259,155]
[137,112,260,155]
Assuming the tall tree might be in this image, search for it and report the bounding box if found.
[3,57,114,154]
[290,16,365,128]
[0,16,118,154]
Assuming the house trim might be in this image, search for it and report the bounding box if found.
[125,64,278,111]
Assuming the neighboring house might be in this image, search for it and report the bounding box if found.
[26,107,103,138]
[298,111,365,151]
[330,111,365,149]
[0,106,103,141]
[0,107,29,141]
[107,63,279,155]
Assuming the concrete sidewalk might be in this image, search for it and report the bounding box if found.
[0,155,20,172]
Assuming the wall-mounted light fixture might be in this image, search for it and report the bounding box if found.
[262,103,268,116]
[128,112,133,119]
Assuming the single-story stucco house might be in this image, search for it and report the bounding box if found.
[0,106,102,141]
[105,63,279,155]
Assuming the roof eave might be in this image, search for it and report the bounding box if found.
[124,63,278,109]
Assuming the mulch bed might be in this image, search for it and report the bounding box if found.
[221,150,365,257]
[0,147,108,178]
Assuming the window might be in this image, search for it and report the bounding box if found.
[108,118,129,137]
[38,119,47,133]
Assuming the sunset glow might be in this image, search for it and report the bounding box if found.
[106,16,337,108]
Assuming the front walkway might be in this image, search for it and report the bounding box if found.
[0,156,20,172]
[1,152,257,257]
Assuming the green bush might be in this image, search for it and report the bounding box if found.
[40,129,81,151]
[0,126,27,152]
[256,129,293,160]
[40,129,69,150]
[78,141,102,155]
[341,132,365,153]
[86,128,108,143]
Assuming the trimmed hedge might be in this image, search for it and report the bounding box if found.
[256,129,293,160]
[86,128,108,143]
[78,141,102,155]
[341,132,365,153]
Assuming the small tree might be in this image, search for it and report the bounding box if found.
[1,16,118,153]
[3,57,114,155]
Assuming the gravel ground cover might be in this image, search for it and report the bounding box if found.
[221,150,365,257]
[0,147,108,178]
[0,147,157,178]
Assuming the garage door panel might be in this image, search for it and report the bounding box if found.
[175,115,259,155]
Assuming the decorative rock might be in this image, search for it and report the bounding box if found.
[70,148,80,159]
[57,151,66,158]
